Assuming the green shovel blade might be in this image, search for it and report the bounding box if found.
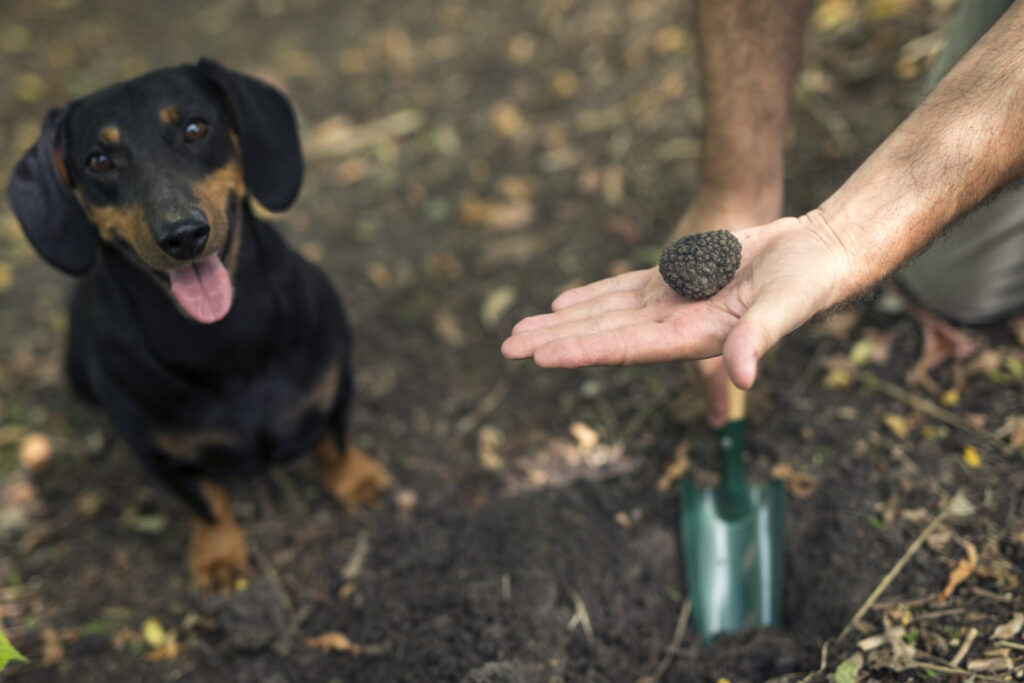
[680,420,785,640]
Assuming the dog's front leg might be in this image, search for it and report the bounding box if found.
[187,480,250,593]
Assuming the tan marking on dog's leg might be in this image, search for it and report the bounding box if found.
[187,480,250,593]
[315,434,393,513]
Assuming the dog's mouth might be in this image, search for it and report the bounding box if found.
[158,211,237,325]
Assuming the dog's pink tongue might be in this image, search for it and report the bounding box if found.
[168,255,233,324]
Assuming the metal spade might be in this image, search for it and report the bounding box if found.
[680,382,784,640]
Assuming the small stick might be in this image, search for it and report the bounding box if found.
[837,493,959,642]
[647,598,691,683]
[904,660,1003,681]
[857,371,1012,454]
[566,587,595,646]
[950,626,979,668]
[452,380,510,437]
[796,640,830,683]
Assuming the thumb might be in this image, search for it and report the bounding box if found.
[722,285,818,389]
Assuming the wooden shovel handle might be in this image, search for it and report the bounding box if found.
[727,380,747,422]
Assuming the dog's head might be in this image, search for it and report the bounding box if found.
[6,59,302,324]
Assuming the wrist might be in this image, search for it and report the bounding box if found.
[792,208,858,310]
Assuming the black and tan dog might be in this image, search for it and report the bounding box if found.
[6,59,392,591]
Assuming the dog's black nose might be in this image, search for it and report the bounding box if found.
[158,220,210,260]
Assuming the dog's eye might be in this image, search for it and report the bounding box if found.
[185,120,208,142]
[87,153,112,173]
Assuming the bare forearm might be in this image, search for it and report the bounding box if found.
[697,0,812,211]
[815,0,1024,302]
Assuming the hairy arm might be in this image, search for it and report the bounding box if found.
[503,1,1024,387]
[812,0,1024,301]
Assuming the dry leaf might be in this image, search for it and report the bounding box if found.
[477,425,505,471]
[657,441,691,492]
[990,612,1024,640]
[306,631,361,655]
[569,422,600,451]
[18,432,52,473]
[882,413,911,440]
[433,310,465,348]
[938,537,978,601]
[142,639,180,662]
[141,617,170,648]
[41,627,64,667]
[480,286,518,330]
[490,101,525,137]
[770,463,819,499]
[966,656,1013,672]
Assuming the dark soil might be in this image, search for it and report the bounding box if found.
[1,1,1022,682]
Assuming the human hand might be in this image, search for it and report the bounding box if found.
[501,214,848,389]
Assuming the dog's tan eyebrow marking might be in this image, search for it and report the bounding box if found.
[160,106,180,124]
[99,126,120,146]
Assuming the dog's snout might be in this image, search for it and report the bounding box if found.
[158,219,210,260]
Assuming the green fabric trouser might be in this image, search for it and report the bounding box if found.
[897,0,1024,324]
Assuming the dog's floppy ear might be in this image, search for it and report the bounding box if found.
[198,58,303,211]
[6,107,97,275]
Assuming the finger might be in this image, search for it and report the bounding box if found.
[532,318,724,368]
[511,289,647,335]
[502,306,667,359]
[723,283,818,389]
[550,268,654,311]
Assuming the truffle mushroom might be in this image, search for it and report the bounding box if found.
[658,230,742,300]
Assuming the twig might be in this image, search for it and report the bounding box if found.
[341,529,371,581]
[452,380,510,437]
[566,587,595,646]
[903,660,1005,681]
[796,640,830,683]
[647,598,691,683]
[969,586,1014,603]
[857,370,1012,454]
[837,492,960,642]
[949,626,979,667]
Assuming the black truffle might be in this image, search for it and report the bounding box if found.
[658,230,742,300]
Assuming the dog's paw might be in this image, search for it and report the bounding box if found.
[320,443,393,513]
[188,514,250,594]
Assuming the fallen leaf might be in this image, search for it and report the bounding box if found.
[141,617,169,648]
[506,33,535,64]
[433,310,465,348]
[477,425,505,471]
[940,387,960,407]
[480,286,518,330]
[550,69,580,99]
[812,0,857,33]
[569,422,600,451]
[142,639,180,662]
[306,631,361,655]
[652,26,693,54]
[882,413,911,440]
[13,72,46,103]
[833,652,863,683]
[0,626,27,671]
[966,656,1013,672]
[770,463,819,500]
[657,441,691,492]
[490,101,525,137]
[990,612,1024,640]
[962,445,981,469]
[41,627,63,667]
[18,432,52,473]
[938,537,978,601]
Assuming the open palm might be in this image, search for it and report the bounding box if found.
[501,216,847,388]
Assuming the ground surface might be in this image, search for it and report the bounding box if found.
[1,0,1023,681]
